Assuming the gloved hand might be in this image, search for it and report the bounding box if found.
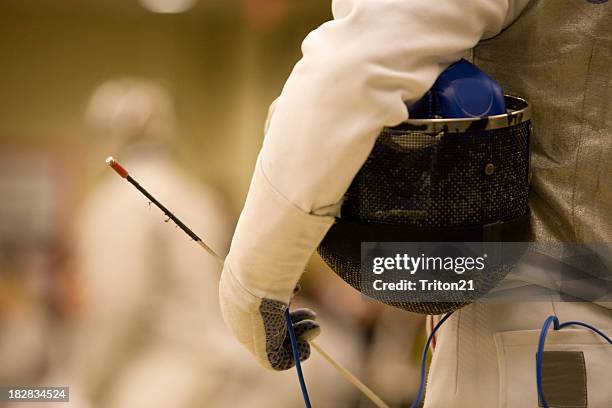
[220,269,321,370]
[219,158,331,370]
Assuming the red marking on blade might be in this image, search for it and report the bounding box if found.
[106,156,129,178]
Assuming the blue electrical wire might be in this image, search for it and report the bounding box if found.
[536,316,558,408]
[557,320,612,343]
[285,308,312,408]
[287,307,454,408]
[287,308,612,408]
[536,315,612,408]
[410,311,454,408]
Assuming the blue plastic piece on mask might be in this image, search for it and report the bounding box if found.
[408,59,506,119]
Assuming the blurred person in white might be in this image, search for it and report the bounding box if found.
[71,78,360,408]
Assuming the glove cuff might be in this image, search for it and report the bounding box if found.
[219,265,276,370]
[225,155,335,304]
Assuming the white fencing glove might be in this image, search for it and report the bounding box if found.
[219,158,332,370]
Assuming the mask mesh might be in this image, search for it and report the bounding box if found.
[318,118,531,314]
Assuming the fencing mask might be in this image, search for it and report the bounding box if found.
[317,59,532,314]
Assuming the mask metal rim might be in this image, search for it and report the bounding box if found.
[392,95,531,134]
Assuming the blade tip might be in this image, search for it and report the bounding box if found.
[105,156,129,178]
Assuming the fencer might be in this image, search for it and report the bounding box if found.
[75,78,235,407]
[219,0,612,407]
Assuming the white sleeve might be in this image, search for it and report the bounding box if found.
[263,0,530,213]
[224,0,530,303]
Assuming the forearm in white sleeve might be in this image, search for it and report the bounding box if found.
[220,0,530,369]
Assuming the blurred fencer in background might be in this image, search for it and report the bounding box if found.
[71,78,361,408]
